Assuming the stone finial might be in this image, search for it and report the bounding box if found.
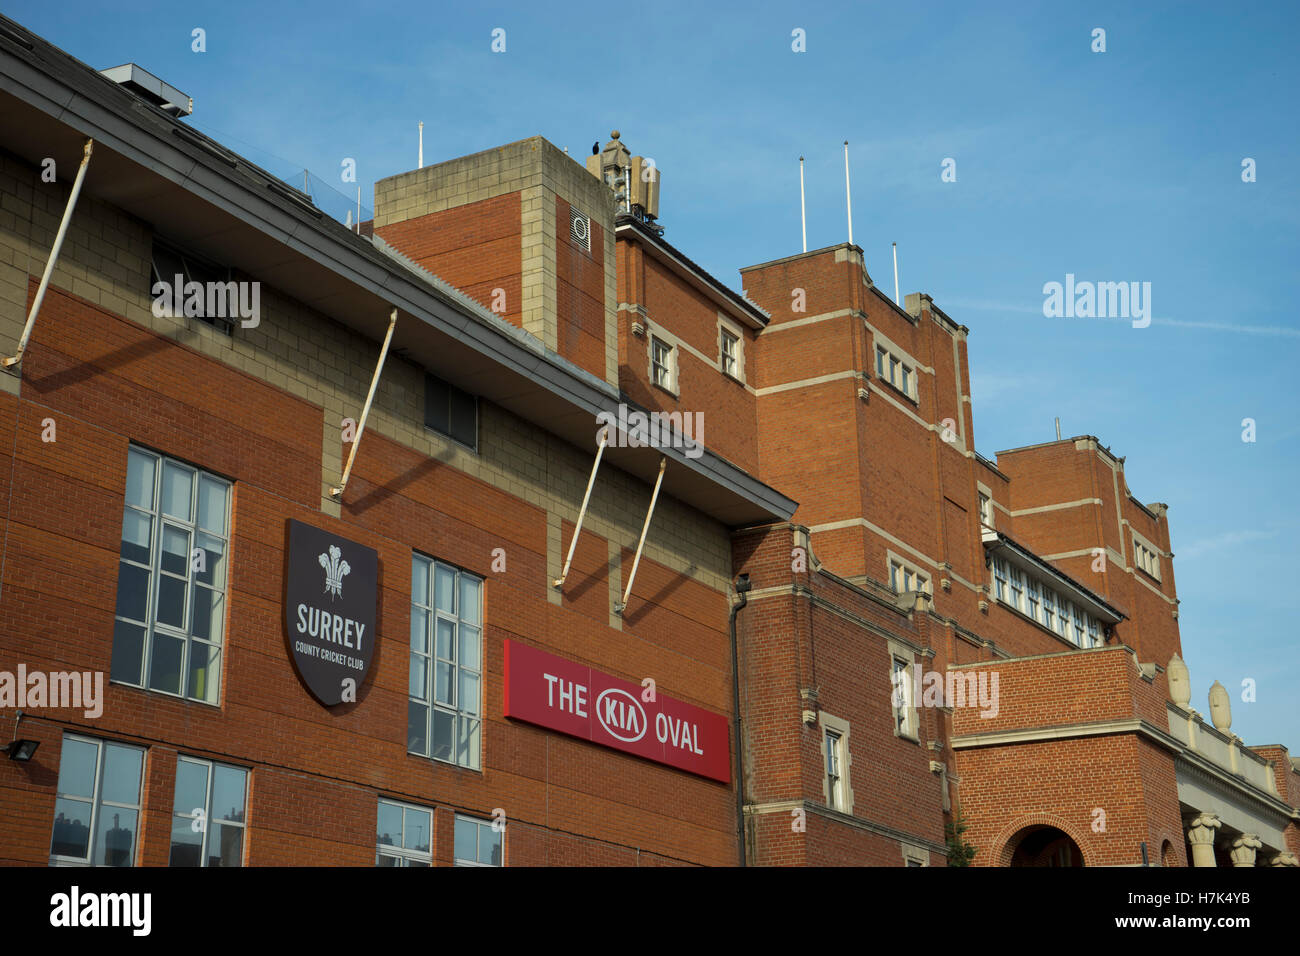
[1167,653,1191,708]
[1208,680,1232,732]
[1229,833,1262,867]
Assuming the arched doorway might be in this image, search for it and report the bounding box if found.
[1007,825,1084,867]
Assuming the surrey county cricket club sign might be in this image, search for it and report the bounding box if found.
[503,640,731,783]
[284,520,379,706]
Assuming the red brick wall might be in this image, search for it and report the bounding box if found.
[374,193,522,328]
[733,523,945,866]
[616,239,759,473]
[555,195,606,379]
[0,283,738,866]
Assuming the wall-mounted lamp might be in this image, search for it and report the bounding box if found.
[5,739,38,762]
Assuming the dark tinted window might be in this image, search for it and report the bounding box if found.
[425,372,477,450]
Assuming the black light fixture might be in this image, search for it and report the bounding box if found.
[5,739,39,762]
[734,573,751,595]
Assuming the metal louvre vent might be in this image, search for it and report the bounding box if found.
[569,208,591,251]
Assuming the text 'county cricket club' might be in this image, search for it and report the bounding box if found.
[503,640,731,782]
[283,519,379,706]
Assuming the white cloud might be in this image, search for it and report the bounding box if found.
[1178,529,1279,560]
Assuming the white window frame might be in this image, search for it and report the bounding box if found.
[1041,585,1057,632]
[50,734,145,867]
[650,335,677,393]
[454,814,504,866]
[1087,617,1102,648]
[818,711,855,813]
[409,555,484,771]
[169,756,249,867]
[1025,577,1041,623]
[717,314,746,383]
[977,482,995,529]
[888,553,931,595]
[1132,532,1162,582]
[874,342,918,401]
[1056,597,1073,638]
[377,798,433,867]
[1008,565,1025,613]
[887,639,920,743]
[992,556,1008,602]
[113,445,232,705]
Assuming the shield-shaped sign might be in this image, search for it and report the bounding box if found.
[284,519,379,706]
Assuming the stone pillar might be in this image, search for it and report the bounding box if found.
[1269,852,1299,867]
[1185,813,1221,867]
[1229,833,1262,867]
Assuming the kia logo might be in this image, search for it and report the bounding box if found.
[595,688,647,743]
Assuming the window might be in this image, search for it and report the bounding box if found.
[112,446,230,704]
[889,559,930,595]
[1134,537,1161,581]
[818,711,855,812]
[651,337,675,391]
[1087,617,1102,648]
[569,207,591,252]
[50,735,144,867]
[1025,578,1041,622]
[377,799,432,867]
[992,557,1008,601]
[409,556,483,770]
[1072,605,1087,646]
[875,344,916,400]
[169,757,248,867]
[1008,566,1025,613]
[891,657,914,738]
[149,239,236,335]
[901,843,930,866]
[454,814,502,866]
[1042,586,1056,632]
[978,493,993,528]
[1056,598,1072,637]
[424,372,477,450]
[824,730,843,810]
[720,328,740,378]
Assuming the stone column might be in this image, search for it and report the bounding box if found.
[1229,834,1262,867]
[1185,813,1221,867]
[1269,852,1299,867]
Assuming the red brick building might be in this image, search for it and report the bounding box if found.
[0,15,1295,868]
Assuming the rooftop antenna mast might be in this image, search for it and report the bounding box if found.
[418,122,424,169]
[892,242,899,304]
[843,141,853,246]
[799,156,807,253]
[1055,417,1062,440]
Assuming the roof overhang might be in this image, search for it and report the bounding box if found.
[0,15,796,527]
[982,528,1125,625]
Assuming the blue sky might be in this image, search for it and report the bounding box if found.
[11,1,1299,747]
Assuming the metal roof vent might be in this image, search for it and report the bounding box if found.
[99,63,193,117]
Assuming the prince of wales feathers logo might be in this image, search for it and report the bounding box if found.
[319,544,351,599]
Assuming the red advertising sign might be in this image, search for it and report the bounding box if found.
[503,640,731,783]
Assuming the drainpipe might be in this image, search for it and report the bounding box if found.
[728,572,752,866]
